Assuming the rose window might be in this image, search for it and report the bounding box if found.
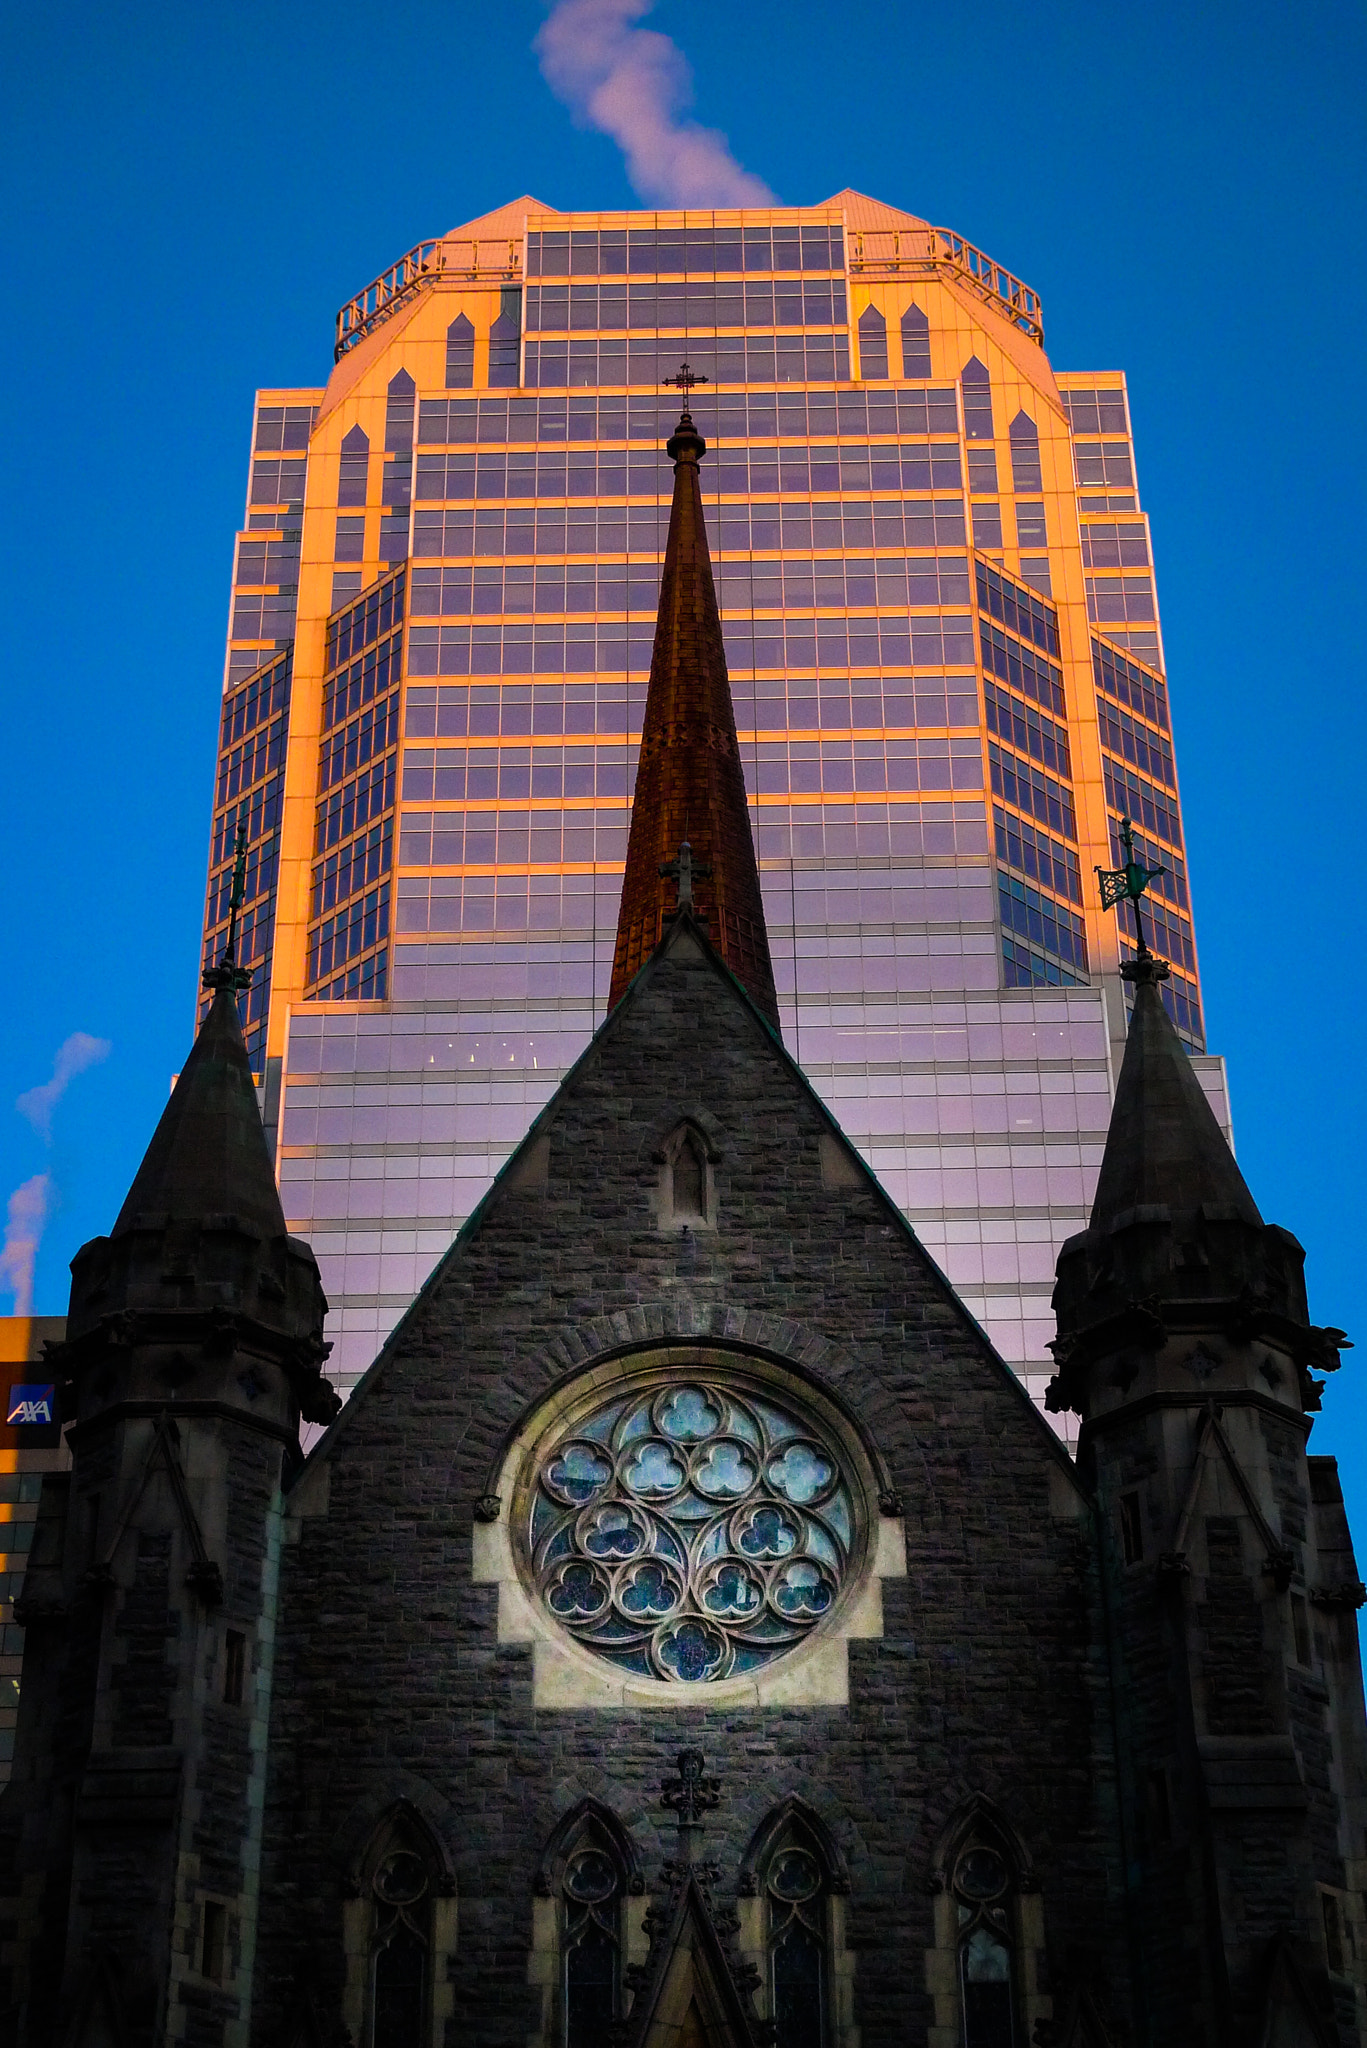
[523,1377,857,1683]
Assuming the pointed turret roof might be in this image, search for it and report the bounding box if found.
[113,984,289,1242]
[608,402,779,1029]
[1089,957,1261,1235]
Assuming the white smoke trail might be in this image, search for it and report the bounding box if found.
[535,0,776,208]
[16,1031,111,1142]
[0,1175,50,1318]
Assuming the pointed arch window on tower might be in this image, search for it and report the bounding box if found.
[857,305,888,381]
[489,291,522,389]
[338,425,371,507]
[1009,411,1043,493]
[385,369,416,453]
[446,314,475,390]
[961,357,994,441]
[901,302,931,378]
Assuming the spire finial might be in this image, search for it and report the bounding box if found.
[203,823,254,993]
[1097,817,1169,984]
[660,1748,720,1867]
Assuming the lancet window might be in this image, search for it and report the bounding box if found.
[362,1812,438,2048]
[742,1802,849,2048]
[961,356,994,441]
[928,1800,1033,2048]
[489,292,522,389]
[857,305,888,381]
[901,303,931,378]
[538,1801,637,2048]
[1009,411,1042,493]
[446,315,475,390]
[338,425,371,507]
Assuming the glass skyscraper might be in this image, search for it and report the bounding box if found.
[203,189,1224,1428]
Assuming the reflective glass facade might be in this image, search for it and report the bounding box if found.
[203,192,1225,1431]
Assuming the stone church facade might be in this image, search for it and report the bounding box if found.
[1,405,1363,2048]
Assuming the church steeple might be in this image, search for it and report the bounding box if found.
[608,377,780,1030]
[1086,952,1263,1240]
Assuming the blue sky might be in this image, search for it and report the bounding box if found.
[2,0,1364,1513]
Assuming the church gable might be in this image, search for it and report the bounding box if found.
[255,916,1109,2039]
[319,912,1068,1488]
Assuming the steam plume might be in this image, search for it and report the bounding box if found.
[17,1031,111,1142]
[0,1175,50,1318]
[535,0,776,207]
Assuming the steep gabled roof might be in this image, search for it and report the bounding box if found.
[300,909,1080,1486]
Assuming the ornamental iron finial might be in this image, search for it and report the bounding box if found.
[202,822,255,993]
[661,1749,720,1853]
[659,840,711,918]
[1097,817,1169,980]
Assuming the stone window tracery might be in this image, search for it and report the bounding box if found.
[563,1844,621,2044]
[955,1837,1017,2046]
[522,1373,859,1684]
[366,1820,436,2048]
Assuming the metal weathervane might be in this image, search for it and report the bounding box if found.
[1096,816,1167,960]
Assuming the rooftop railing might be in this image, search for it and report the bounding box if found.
[335,236,522,360]
[849,226,1044,345]
[334,220,1044,361]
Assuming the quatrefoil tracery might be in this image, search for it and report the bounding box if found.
[526,1376,856,1683]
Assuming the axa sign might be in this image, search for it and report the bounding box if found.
[7,1384,55,1427]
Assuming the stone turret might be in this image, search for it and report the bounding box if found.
[608,391,780,1029]
[0,977,336,2047]
[1049,956,1365,2044]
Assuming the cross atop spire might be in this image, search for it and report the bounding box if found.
[660,840,710,915]
[662,359,708,399]
[607,394,780,1029]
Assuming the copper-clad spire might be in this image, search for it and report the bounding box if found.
[608,390,780,1030]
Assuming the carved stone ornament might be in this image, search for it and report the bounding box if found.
[520,1372,860,1684]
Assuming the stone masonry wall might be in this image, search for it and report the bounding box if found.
[253,933,1129,2044]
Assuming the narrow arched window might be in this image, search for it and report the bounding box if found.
[563,1844,621,2046]
[385,369,416,452]
[954,1840,1017,2047]
[446,314,475,390]
[489,291,522,389]
[961,356,993,441]
[901,303,931,378]
[1009,411,1042,493]
[671,1128,707,1222]
[370,1837,432,2048]
[338,424,370,507]
[857,305,888,381]
[768,1841,827,2048]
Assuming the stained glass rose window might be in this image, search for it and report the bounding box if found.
[521,1374,861,1683]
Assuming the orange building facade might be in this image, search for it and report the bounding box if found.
[201,191,1220,1415]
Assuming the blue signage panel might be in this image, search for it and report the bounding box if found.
[7,1384,55,1426]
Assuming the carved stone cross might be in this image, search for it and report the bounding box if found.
[660,840,711,915]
